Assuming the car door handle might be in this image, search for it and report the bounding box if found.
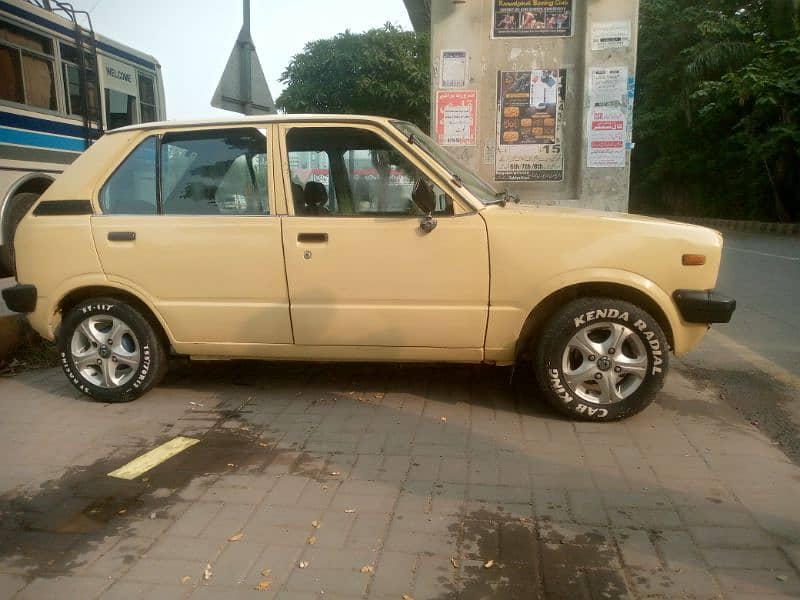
[108,231,136,242]
[297,233,328,243]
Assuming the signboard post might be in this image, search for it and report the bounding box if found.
[211,0,275,115]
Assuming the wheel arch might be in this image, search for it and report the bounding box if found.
[56,285,174,354]
[514,281,675,362]
[1,173,56,233]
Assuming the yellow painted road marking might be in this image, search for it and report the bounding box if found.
[708,329,800,391]
[107,436,200,480]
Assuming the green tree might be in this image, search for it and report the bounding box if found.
[276,24,430,131]
[632,0,800,221]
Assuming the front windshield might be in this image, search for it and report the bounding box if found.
[391,121,500,204]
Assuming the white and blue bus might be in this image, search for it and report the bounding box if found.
[0,0,166,276]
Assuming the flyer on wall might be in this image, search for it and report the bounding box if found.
[493,0,573,38]
[440,50,468,88]
[587,66,628,167]
[589,67,628,108]
[495,69,566,182]
[436,90,477,146]
[587,108,626,168]
[591,21,632,51]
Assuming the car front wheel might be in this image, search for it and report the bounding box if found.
[534,296,669,421]
[57,297,167,402]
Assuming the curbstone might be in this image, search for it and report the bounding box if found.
[658,215,800,236]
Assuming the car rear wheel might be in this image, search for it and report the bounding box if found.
[57,297,167,402]
[534,296,669,421]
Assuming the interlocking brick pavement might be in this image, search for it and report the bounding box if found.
[0,359,799,599]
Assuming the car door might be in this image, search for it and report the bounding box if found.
[278,122,489,352]
[91,125,292,349]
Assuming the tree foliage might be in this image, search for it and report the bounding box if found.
[276,24,430,131]
[632,0,800,221]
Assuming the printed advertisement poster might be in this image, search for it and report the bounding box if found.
[590,67,628,108]
[436,90,477,146]
[493,0,573,38]
[495,70,565,181]
[591,21,632,51]
[440,50,468,88]
[588,108,626,168]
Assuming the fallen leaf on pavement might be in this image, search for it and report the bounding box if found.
[777,575,788,582]
[228,532,244,542]
[298,561,309,569]
[181,576,191,584]
[203,564,212,580]
[255,580,272,591]
[402,594,415,600]
[312,520,321,528]
[360,565,374,574]
[484,560,494,569]
[261,568,271,577]
[450,557,459,568]
[307,536,316,545]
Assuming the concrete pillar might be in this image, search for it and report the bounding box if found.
[425,0,640,212]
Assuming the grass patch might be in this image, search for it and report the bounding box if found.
[0,335,59,376]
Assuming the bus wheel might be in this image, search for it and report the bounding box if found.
[1,192,40,277]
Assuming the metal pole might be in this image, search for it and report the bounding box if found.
[240,0,252,114]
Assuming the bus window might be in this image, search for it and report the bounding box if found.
[60,43,99,120]
[138,73,156,123]
[0,21,56,110]
[105,88,136,130]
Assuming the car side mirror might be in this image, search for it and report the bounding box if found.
[412,179,436,214]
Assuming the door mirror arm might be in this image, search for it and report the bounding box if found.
[420,213,438,234]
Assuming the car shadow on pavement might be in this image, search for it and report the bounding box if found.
[0,361,798,599]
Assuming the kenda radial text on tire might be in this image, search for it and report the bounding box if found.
[534,296,669,421]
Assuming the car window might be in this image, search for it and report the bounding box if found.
[286,127,453,217]
[99,136,157,214]
[161,128,268,215]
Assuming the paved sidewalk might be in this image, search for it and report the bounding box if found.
[0,360,799,599]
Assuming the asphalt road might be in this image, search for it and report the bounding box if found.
[676,230,800,463]
[714,231,800,376]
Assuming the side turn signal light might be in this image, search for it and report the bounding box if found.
[682,254,706,266]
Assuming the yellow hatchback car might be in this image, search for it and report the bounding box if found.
[3,115,735,420]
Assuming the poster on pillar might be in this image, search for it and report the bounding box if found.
[436,90,477,146]
[493,0,573,37]
[495,70,565,182]
[587,67,628,168]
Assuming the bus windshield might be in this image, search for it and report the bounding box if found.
[391,120,500,205]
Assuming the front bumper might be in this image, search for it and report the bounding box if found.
[2,284,37,313]
[673,289,736,324]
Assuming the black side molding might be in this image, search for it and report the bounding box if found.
[2,284,37,313]
[33,200,93,216]
[673,289,736,324]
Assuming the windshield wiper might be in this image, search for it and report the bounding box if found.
[485,190,520,206]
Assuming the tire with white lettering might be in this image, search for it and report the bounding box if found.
[57,297,167,403]
[534,297,668,421]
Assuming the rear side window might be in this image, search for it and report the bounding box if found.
[161,128,268,215]
[99,136,157,214]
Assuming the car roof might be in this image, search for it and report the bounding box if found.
[110,114,400,134]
